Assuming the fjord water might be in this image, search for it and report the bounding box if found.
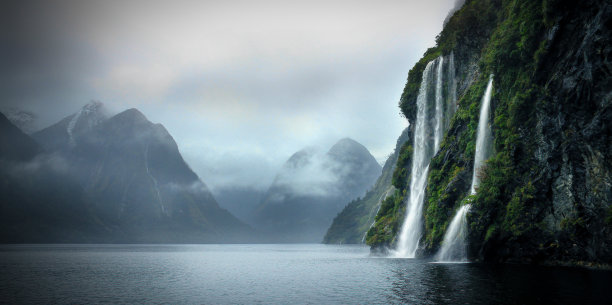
[1,244,611,304]
[436,75,495,262]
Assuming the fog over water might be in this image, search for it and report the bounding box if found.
[1,0,458,192]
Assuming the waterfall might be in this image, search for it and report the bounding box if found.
[394,61,435,258]
[434,57,445,152]
[446,52,457,130]
[435,204,469,262]
[470,75,494,194]
[395,55,455,258]
[435,75,494,262]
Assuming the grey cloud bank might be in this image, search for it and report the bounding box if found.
[1,0,456,192]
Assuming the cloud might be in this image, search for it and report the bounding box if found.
[273,149,341,198]
[167,181,211,195]
[1,153,71,178]
[1,0,456,190]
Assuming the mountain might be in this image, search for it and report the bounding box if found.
[212,186,266,224]
[323,127,411,244]
[33,101,107,152]
[1,108,38,134]
[0,112,104,242]
[252,138,381,242]
[0,112,42,161]
[367,0,612,265]
[30,104,252,242]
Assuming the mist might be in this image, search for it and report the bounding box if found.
[1,0,456,194]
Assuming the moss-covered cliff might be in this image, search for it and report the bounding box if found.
[367,0,612,264]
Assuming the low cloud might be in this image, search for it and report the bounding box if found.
[167,181,210,195]
[2,0,456,191]
[2,153,70,176]
[273,150,341,198]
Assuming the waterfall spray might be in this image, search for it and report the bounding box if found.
[435,74,494,262]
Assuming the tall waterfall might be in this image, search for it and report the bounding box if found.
[446,52,457,130]
[435,75,494,262]
[434,56,444,151]
[470,75,494,194]
[395,56,455,258]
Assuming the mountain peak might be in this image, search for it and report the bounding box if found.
[113,108,148,123]
[327,137,372,159]
[0,112,42,161]
[80,100,104,114]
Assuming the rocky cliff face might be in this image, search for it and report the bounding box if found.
[368,0,611,264]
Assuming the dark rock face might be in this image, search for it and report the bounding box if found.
[464,0,611,264]
[323,127,411,244]
[253,138,382,242]
[369,0,611,265]
[26,105,252,243]
[0,112,42,161]
[511,2,612,263]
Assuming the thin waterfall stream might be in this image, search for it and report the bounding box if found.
[435,75,494,262]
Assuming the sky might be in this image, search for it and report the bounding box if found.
[1,0,458,192]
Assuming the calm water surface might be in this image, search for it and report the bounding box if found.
[0,244,610,304]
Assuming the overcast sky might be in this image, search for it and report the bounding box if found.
[1,0,457,191]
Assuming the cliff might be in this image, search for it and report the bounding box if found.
[368,0,612,264]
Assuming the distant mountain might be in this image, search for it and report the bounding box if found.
[212,186,266,225]
[2,108,38,134]
[252,138,381,242]
[323,127,411,244]
[0,112,104,242]
[28,103,252,242]
[0,112,42,161]
[33,100,107,151]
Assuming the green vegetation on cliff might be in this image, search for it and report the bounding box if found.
[368,0,612,263]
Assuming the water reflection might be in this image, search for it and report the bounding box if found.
[384,258,612,305]
[1,245,610,304]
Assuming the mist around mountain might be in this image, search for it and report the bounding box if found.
[252,138,382,242]
[324,127,412,244]
[0,112,105,242]
[1,101,387,243]
[212,186,266,225]
[1,103,255,243]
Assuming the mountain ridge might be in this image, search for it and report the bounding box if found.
[18,104,255,243]
[252,137,382,242]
